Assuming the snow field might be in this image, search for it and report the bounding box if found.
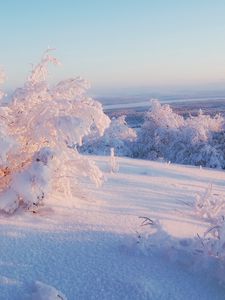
[1,156,225,299]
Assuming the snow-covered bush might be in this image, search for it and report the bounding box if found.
[197,217,225,260]
[80,115,136,156]
[137,216,225,284]
[133,100,184,160]
[136,217,197,262]
[189,185,225,221]
[0,50,110,214]
[134,99,225,168]
[188,185,225,260]
[180,184,225,261]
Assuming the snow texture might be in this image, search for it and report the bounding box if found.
[0,156,225,299]
[31,281,67,300]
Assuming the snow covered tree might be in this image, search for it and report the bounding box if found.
[80,115,136,156]
[134,99,225,168]
[133,99,185,160]
[0,50,110,213]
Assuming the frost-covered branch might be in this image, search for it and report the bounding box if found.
[0,51,110,214]
[80,115,136,156]
[27,49,60,86]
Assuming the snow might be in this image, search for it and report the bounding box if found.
[31,281,67,300]
[134,99,225,169]
[1,156,225,299]
[0,51,110,214]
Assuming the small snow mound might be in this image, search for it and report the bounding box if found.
[31,281,67,300]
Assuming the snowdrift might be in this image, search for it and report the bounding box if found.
[0,156,225,299]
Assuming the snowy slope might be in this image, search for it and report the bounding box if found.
[0,156,225,299]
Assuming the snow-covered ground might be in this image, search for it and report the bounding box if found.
[1,156,225,299]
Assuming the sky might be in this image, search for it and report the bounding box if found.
[0,0,225,96]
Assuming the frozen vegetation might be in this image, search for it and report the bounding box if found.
[134,100,225,169]
[80,115,136,156]
[0,50,110,214]
[82,99,225,170]
[1,53,225,299]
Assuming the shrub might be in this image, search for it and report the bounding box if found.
[0,50,110,213]
[134,100,225,168]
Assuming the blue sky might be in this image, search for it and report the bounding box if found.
[0,0,225,95]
